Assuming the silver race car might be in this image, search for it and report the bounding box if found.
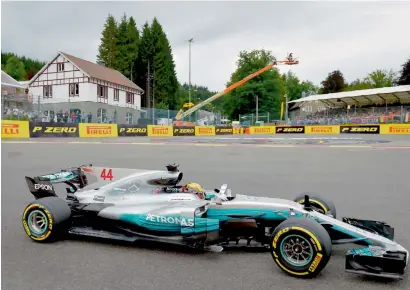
[22,164,408,279]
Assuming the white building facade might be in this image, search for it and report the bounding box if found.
[28,51,144,124]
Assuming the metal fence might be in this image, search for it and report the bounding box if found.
[238,112,281,126]
[138,107,221,125]
[1,94,220,125]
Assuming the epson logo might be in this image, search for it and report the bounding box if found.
[34,184,53,191]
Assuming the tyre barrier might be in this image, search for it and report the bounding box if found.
[1,120,410,138]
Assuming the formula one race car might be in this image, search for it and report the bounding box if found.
[22,164,408,279]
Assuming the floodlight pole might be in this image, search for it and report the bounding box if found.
[188,37,193,122]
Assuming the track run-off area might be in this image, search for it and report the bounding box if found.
[2,134,410,290]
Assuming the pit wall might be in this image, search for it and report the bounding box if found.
[2,120,410,139]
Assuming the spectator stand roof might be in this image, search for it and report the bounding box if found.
[288,85,410,108]
[1,70,25,89]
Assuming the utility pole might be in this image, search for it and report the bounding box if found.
[256,95,259,122]
[152,66,155,125]
[146,60,151,110]
[284,94,288,123]
[188,37,193,122]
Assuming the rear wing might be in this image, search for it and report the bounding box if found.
[25,165,91,199]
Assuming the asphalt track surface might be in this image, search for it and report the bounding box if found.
[2,134,410,290]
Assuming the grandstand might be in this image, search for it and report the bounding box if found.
[288,85,410,125]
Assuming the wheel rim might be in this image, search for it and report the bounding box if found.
[28,210,48,235]
[311,203,326,214]
[280,234,313,267]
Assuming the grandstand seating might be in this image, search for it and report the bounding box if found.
[291,106,410,125]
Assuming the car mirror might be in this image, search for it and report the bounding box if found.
[219,184,228,195]
[213,196,223,205]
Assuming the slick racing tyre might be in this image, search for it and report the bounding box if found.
[294,193,337,218]
[22,197,71,243]
[270,218,332,278]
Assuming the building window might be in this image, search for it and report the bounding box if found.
[97,108,107,123]
[57,63,65,72]
[126,92,134,104]
[97,85,108,103]
[69,83,79,97]
[114,89,119,101]
[43,85,53,98]
[126,112,133,124]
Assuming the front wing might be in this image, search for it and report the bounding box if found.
[310,210,408,279]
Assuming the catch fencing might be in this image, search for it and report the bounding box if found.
[2,94,221,126]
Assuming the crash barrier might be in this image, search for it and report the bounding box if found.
[2,121,410,139]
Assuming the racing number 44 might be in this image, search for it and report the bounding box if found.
[100,168,114,181]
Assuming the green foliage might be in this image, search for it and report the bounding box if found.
[319,70,346,94]
[97,14,118,68]
[126,16,140,80]
[1,52,46,81]
[365,69,396,88]
[4,56,26,81]
[281,71,319,101]
[344,69,396,91]
[150,17,179,110]
[115,14,129,74]
[396,58,410,85]
[222,49,284,120]
[133,22,153,96]
[176,83,220,112]
[112,14,140,80]
[344,79,373,91]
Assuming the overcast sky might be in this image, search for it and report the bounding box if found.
[2,1,410,92]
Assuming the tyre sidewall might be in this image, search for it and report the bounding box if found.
[22,203,55,242]
[22,197,71,242]
[271,220,331,277]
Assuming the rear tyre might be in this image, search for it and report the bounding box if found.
[270,218,332,278]
[22,197,71,243]
[294,193,337,218]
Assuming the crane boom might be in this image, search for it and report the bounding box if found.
[175,57,299,121]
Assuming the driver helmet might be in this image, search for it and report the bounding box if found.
[182,183,205,199]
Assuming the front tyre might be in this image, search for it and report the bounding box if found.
[270,218,332,278]
[22,197,71,243]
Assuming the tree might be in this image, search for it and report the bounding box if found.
[300,81,319,96]
[4,56,26,81]
[320,70,346,94]
[396,58,410,85]
[1,52,45,80]
[223,49,284,120]
[97,14,118,68]
[126,16,140,81]
[281,72,302,101]
[364,69,396,88]
[134,22,154,107]
[344,69,396,91]
[175,83,220,112]
[281,72,319,101]
[115,14,129,74]
[344,79,373,91]
[150,17,179,110]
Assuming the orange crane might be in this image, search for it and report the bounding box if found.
[174,54,299,121]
